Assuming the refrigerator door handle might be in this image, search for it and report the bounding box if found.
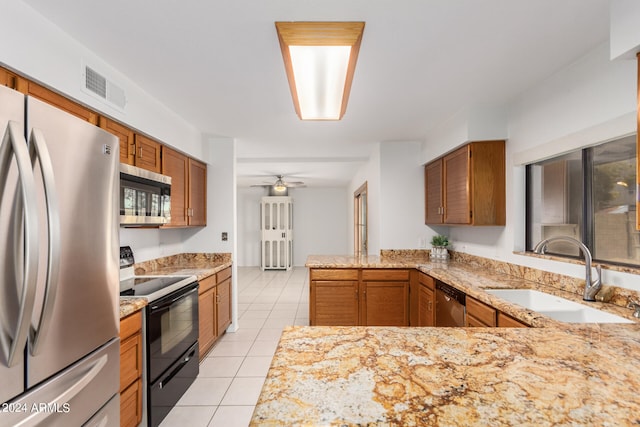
[27,128,61,355]
[0,121,39,368]
[11,353,108,427]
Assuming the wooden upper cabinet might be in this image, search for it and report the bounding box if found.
[424,160,443,224]
[162,146,189,227]
[188,158,207,226]
[161,147,207,227]
[443,145,472,224]
[0,66,27,92]
[425,140,505,226]
[99,117,135,165]
[27,81,99,124]
[134,134,162,173]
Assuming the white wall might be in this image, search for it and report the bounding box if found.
[237,187,349,266]
[610,0,640,60]
[186,137,236,254]
[379,141,429,249]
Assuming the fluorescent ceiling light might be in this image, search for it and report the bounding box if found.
[275,22,365,121]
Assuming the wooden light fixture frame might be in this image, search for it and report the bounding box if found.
[275,21,365,120]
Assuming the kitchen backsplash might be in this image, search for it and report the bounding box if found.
[134,252,232,275]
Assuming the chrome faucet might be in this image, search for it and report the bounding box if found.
[533,236,602,301]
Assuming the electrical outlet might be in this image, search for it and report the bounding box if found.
[221,232,228,241]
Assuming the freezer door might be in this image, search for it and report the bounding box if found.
[0,85,31,403]
[25,97,119,387]
[0,338,119,427]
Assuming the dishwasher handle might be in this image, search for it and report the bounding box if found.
[436,281,466,306]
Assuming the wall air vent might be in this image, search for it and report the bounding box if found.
[82,64,127,110]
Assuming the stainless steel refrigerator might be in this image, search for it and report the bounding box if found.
[0,84,120,426]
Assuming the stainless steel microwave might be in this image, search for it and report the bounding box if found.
[120,163,171,226]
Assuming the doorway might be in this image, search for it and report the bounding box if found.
[354,182,368,256]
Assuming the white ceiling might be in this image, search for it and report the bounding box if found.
[24,0,611,187]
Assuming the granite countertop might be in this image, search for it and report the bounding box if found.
[119,297,148,319]
[118,252,232,319]
[251,325,640,426]
[249,253,640,424]
[306,254,639,326]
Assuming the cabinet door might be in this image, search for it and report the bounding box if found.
[417,284,435,326]
[134,134,162,172]
[119,332,142,393]
[120,378,143,427]
[443,145,471,224]
[27,81,98,124]
[216,276,232,336]
[162,146,189,227]
[361,282,408,326]
[99,117,135,165]
[198,287,217,360]
[424,160,443,224]
[310,281,359,326]
[188,158,207,226]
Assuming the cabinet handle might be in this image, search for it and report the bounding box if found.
[139,147,143,159]
[428,301,432,311]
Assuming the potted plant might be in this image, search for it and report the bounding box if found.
[430,235,450,260]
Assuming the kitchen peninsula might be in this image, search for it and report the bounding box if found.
[251,252,640,426]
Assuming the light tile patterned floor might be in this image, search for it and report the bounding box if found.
[160,267,309,427]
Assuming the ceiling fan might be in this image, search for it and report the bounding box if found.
[250,175,306,191]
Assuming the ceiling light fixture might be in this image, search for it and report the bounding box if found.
[273,178,287,192]
[275,21,365,121]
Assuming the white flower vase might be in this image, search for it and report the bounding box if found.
[431,246,449,261]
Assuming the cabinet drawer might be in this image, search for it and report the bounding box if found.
[217,266,232,283]
[497,312,529,328]
[466,297,496,327]
[120,310,142,341]
[120,378,142,427]
[361,269,409,281]
[120,331,142,392]
[199,274,216,294]
[310,269,358,281]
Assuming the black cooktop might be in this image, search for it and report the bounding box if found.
[119,276,193,297]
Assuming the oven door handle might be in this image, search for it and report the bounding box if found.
[158,346,197,390]
[150,285,198,311]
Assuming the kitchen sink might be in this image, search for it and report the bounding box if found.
[485,289,633,324]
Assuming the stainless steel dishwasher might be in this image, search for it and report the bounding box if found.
[435,281,466,326]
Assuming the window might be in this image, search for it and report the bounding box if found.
[526,135,638,266]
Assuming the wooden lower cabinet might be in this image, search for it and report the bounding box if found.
[198,276,218,360]
[120,379,142,427]
[417,273,435,327]
[466,295,529,328]
[311,280,359,326]
[497,312,529,328]
[216,271,232,336]
[198,267,233,360]
[466,296,497,327]
[309,269,409,326]
[120,311,143,427]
